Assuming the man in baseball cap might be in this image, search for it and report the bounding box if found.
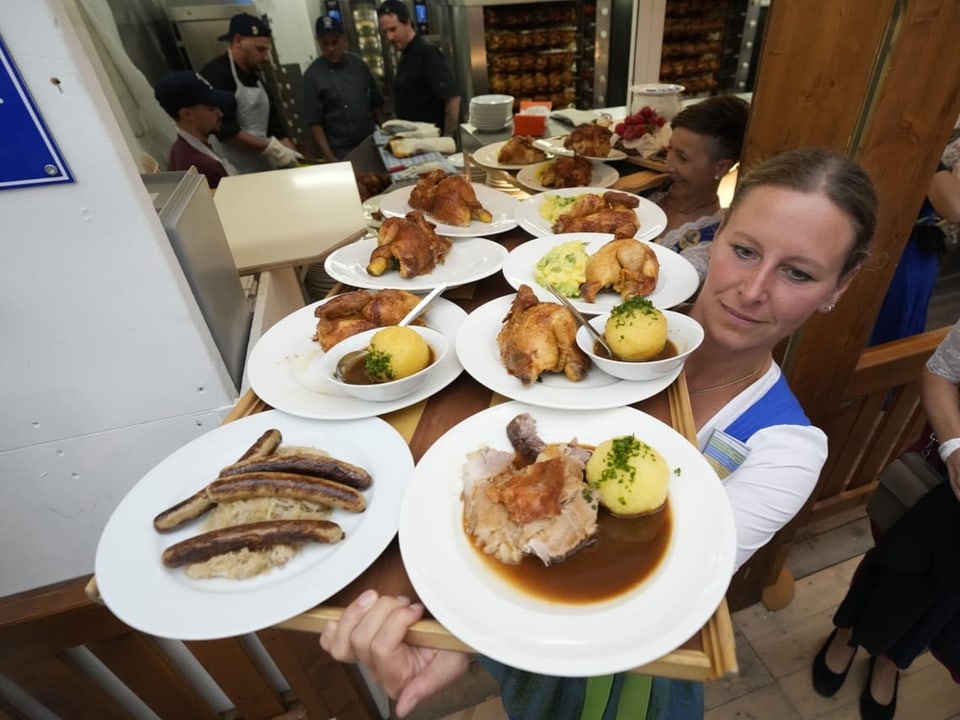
[302,14,384,160]
[199,12,302,172]
[154,71,237,188]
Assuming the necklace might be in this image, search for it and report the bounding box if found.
[688,365,765,394]
[664,194,719,216]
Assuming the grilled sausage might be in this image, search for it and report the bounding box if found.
[233,428,283,464]
[153,489,216,531]
[161,519,344,567]
[206,472,367,512]
[218,454,373,490]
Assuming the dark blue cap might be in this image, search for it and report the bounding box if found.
[316,15,345,36]
[155,71,233,116]
[218,12,272,41]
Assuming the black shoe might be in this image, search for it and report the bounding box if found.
[812,628,857,697]
[860,656,899,720]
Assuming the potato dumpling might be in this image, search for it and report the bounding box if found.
[538,193,583,223]
[586,435,669,516]
[365,326,430,381]
[604,296,667,361]
[533,240,589,297]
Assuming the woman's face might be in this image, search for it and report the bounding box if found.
[665,127,726,195]
[694,185,859,353]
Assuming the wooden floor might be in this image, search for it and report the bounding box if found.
[396,505,960,720]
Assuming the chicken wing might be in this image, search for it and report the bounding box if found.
[497,284,591,384]
[580,239,660,303]
[540,156,593,189]
[367,211,451,278]
[550,191,641,238]
[497,135,547,165]
[313,289,423,350]
[409,170,492,226]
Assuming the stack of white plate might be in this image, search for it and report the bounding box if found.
[469,94,514,131]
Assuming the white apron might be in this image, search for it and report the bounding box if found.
[213,51,273,173]
[176,128,239,177]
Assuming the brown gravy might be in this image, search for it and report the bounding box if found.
[468,503,672,604]
[339,348,435,385]
[593,338,678,362]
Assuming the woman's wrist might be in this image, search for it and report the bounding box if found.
[937,437,960,462]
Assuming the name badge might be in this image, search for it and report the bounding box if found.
[702,429,750,481]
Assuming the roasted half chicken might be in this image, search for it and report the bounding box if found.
[312,289,423,351]
[463,442,598,566]
[367,211,451,278]
[497,284,591,384]
[564,121,613,157]
[497,135,547,165]
[580,238,660,303]
[551,191,641,238]
[539,156,593,189]
[409,170,493,226]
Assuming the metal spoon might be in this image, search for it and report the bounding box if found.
[335,284,448,380]
[545,283,617,359]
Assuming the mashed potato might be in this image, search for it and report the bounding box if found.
[538,193,584,223]
[585,435,669,516]
[533,240,589,297]
[366,326,430,381]
[604,296,667,361]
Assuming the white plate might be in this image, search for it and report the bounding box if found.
[96,410,414,640]
[324,237,508,292]
[502,233,698,314]
[399,401,736,676]
[472,140,546,171]
[516,161,619,192]
[379,183,519,237]
[247,297,466,419]
[455,294,681,409]
[514,186,668,240]
[533,135,628,162]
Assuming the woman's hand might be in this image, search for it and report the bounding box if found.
[319,590,471,718]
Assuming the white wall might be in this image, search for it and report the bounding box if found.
[0,0,237,596]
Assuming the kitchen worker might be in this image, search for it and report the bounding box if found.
[376,0,460,137]
[154,71,237,189]
[200,12,301,173]
[303,15,386,161]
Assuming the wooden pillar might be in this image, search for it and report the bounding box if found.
[726,0,960,611]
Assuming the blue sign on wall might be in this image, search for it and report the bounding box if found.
[0,32,73,190]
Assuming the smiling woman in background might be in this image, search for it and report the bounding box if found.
[317,148,878,720]
[649,95,750,281]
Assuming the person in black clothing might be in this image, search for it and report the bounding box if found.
[200,12,300,173]
[376,0,460,136]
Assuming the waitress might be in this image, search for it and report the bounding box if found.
[200,13,301,173]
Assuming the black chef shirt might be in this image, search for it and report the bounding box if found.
[394,34,456,131]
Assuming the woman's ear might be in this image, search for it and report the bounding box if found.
[713,158,735,180]
[820,265,862,313]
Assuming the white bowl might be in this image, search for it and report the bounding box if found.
[470,94,514,107]
[576,309,703,382]
[320,326,449,402]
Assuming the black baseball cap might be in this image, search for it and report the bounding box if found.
[155,71,233,116]
[316,15,345,36]
[217,12,272,41]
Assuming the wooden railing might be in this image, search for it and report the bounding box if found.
[0,575,380,720]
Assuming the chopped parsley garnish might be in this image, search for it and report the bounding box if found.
[595,435,655,485]
[364,349,394,381]
[609,296,660,329]
[673,467,682,476]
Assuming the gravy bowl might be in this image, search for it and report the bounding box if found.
[321,326,449,402]
[576,309,703,382]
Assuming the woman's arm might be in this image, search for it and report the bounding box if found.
[919,367,960,500]
[319,590,471,718]
[927,169,960,222]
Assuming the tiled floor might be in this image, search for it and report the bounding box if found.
[400,506,960,720]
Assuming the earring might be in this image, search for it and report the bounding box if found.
[822,303,836,313]
[713,175,719,180]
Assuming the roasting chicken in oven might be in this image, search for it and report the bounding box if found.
[497,284,591,384]
[409,170,493,226]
